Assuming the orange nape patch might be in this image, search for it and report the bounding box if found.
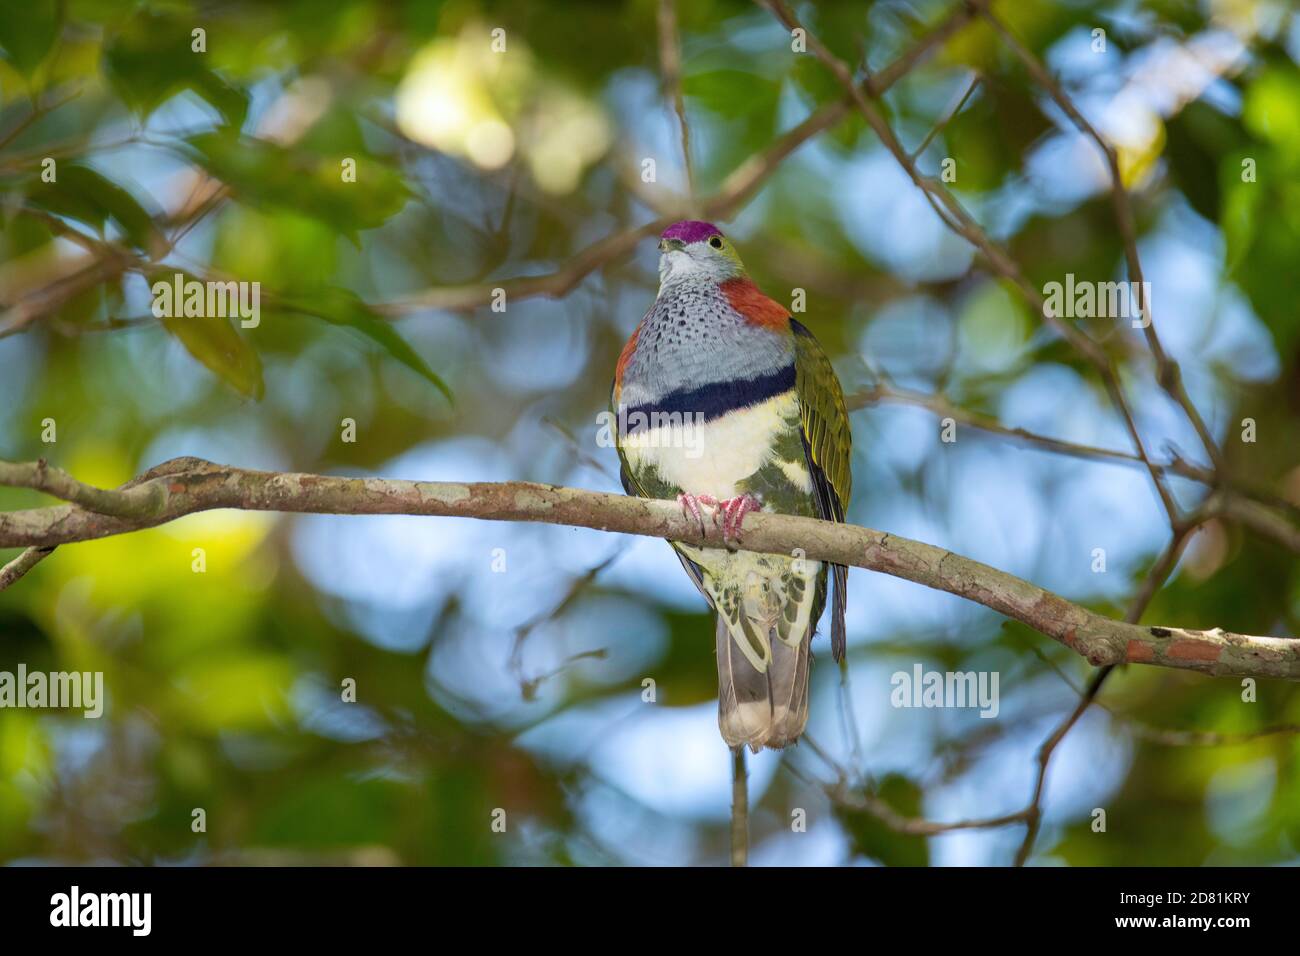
[720,277,791,331]
[613,324,641,400]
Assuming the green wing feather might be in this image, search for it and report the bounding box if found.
[791,318,852,661]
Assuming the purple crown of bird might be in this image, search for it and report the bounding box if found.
[611,220,852,752]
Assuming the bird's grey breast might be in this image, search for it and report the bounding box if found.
[619,280,791,409]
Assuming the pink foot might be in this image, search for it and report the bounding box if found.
[716,494,762,547]
[677,492,718,537]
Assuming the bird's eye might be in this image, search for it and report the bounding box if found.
[709,236,723,249]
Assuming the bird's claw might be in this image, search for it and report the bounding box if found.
[677,492,718,538]
[715,494,762,548]
[679,492,761,547]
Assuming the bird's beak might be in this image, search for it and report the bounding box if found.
[658,238,686,252]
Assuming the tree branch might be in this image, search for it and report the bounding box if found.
[1,456,1295,680]
[0,545,55,592]
[0,458,168,518]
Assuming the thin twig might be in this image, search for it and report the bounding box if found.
[0,546,55,591]
[837,659,866,779]
[909,71,981,162]
[1125,722,1300,747]
[848,381,1211,483]
[657,0,695,202]
[0,86,83,152]
[731,746,748,866]
[829,782,1030,835]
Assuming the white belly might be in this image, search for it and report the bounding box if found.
[621,391,810,500]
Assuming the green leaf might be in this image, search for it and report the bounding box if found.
[683,70,779,118]
[24,163,162,251]
[278,287,453,403]
[1220,153,1262,271]
[789,53,844,110]
[103,11,247,127]
[182,132,410,238]
[0,0,60,78]
[254,775,402,849]
[1243,64,1300,153]
[0,204,54,260]
[154,272,265,399]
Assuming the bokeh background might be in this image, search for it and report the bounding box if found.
[1,0,1299,866]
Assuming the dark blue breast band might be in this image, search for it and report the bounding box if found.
[620,363,796,434]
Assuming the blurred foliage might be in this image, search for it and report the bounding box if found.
[0,0,1298,866]
[837,774,930,867]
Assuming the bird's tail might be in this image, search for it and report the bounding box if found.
[715,614,811,752]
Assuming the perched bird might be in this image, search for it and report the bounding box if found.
[612,220,852,752]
